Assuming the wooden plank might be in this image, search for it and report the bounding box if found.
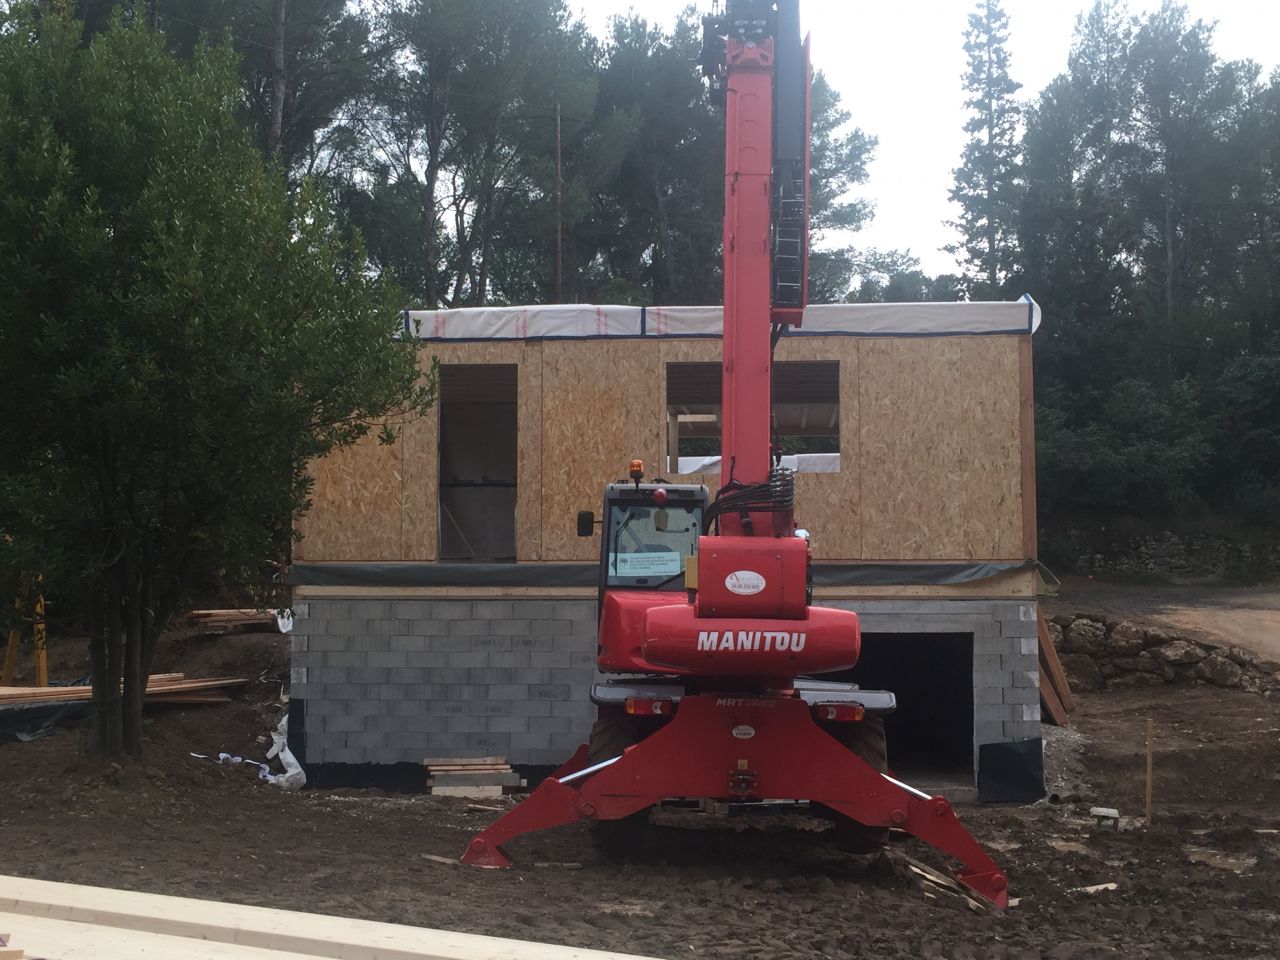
[292,567,1040,602]
[0,875,666,960]
[428,773,521,787]
[1040,668,1069,727]
[0,678,247,706]
[1017,335,1038,560]
[423,756,506,766]
[430,785,504,798]
[1037,607,1074,713]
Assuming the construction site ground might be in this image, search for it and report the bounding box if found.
[2,614,1279,960]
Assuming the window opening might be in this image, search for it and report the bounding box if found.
[438,364,518,561]
[665,360,840,474]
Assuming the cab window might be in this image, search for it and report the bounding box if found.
[605,504,700,588]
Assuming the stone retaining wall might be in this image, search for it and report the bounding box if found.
[1048,614,1280,698]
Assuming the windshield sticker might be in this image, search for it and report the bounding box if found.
[614,552,683,577]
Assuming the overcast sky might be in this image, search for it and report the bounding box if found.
[575,0,1280,277]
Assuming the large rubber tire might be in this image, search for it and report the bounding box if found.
[586,708,651,857]
[819,716,891,853]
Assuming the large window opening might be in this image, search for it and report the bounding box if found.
[438,365,517,561]
[823,633,975,780]
[665,361,840,475]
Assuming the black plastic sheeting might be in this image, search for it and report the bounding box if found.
[288,560,1037,588]
[0,699,90,743]
[978,738,1047,803]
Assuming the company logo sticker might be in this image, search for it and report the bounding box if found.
[724,570,766,595]
[732,724,756,740]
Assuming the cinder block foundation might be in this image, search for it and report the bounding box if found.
[290,594,1040,785]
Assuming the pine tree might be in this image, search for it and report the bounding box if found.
[948,0,1022,297]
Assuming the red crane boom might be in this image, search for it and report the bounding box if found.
[461,0,1009,909]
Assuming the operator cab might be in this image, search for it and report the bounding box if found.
[578,480,709,598]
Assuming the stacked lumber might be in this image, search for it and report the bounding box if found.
[424,757,523,798]
[185,609,276,632]
[1038,608,1075,726]
[0,673,247,708]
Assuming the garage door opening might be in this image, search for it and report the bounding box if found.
[438,364,517,561]
[823,633,974,781]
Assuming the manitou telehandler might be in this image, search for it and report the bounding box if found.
[462,0,1009,907]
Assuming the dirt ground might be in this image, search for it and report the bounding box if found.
[3,626,1279,959]
[1045,576,1280,663]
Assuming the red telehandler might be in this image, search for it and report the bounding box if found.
[462,0,1009,908]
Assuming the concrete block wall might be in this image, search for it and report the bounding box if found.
[827,599,1041,772]
[291,598,599,765]
[292,594,1040,780]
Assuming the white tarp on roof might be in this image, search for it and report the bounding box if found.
[404,295,1041,341]
[676,453,839,475]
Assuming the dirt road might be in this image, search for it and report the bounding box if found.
[3,680,1278,959]
[1045,576,1280,663]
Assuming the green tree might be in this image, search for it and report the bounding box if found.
[0,4,431,758]
[949,0,1022,297]
[159,0,383,179]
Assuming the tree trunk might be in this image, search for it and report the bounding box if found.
[100,569,126,759]
[88,628,108,756]
[654,180,676,302]
[122,587,145,757]
[268,0,287,156]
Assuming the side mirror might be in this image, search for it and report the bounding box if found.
[576,510,596,537]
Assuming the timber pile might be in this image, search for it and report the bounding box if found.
[0,673,247,708]
[185,609,276,632]
[1038,608,1075,726]
[425,757,523,798]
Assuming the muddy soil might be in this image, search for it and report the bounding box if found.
[2,634,1279,959]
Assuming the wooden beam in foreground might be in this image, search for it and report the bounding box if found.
[0,874,663,960]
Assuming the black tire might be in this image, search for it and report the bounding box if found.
[587,708,651,857]
[818,716,891,853]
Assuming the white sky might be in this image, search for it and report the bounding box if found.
[576,0,1280,276]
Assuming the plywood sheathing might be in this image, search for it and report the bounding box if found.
[1018,335,1039,559]
[298,332,1032,566]
[858,336,1024,561]
[542,340,666,560]
[775,336,861,560]
[294,428,403,562]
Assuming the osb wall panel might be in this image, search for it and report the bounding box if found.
[401,342,543,561]
[858,336,1024,560]
[776,337,862,561]
[542,340,665,560]
[295,428,403,561]
[300,332,1031,566]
